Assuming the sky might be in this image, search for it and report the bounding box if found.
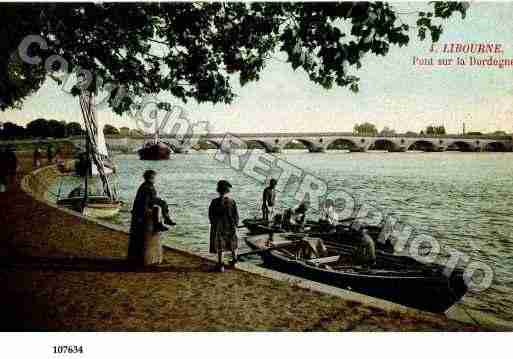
[2,2,513,135]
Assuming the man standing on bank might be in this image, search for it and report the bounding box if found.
[128,170,176,264]
[262,178,277,222]
[209,180,239,272]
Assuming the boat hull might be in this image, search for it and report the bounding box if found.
[138,143,171,160]
[242,219,284,235]
[57,196,122,219]
[245,236,467,313]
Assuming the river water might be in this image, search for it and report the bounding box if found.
[51,150,513,325]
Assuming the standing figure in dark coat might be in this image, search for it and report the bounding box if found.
[128,170,175,264]
[262,178,277,222]
[209,180,239,272]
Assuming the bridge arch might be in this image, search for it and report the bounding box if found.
[326,138,359,151]
[485,141,507,152]
[408,140,437,152]
[282,138,323,152]
[295,139,316,151]
[446,141,474,152]
[373,139,399,151]
[245,139,273,152]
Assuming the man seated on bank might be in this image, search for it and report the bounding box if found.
[282,202,309,232]
[262,178,277,222]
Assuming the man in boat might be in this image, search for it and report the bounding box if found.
[128,170,176,264]
[282,202,308,232]
[353,229,376,267]
[262,178,277,222]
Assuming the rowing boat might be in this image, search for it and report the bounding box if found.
[242,218,394,252]
[245,233,468,313]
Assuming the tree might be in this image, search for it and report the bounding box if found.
[405,131,417,136]
[103,124,119,136]
[354,122,378,136]
[426,125,435,135]
[491,130,507,137]
[0,121,26,139]
[0,3,468,114]
[47,119,66,138]
[379,126,396,136]
[425,125,446,135]
[26,118,50,138]
[65,122,83,136]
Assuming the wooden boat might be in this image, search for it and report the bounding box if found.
[56,92,122,219]
[138,141,171,160]
[57,196,122,219]
[242,218,284,235]
[137,125,171,160]
[245,233,468,313]
[242,218,394,252]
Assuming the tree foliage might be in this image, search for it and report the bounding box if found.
[354,122,378,136]
[65,122,84,136]
[25,118,68,138]
[103,124,120,135]
[0,122,27,139]
[425,125,446,135]
[0,2,468,114]
[379,126,396,136]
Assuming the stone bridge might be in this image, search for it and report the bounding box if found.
[93,132,512,154]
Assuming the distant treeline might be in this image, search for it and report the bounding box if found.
[1,119,510,141]
[0,119,144,140]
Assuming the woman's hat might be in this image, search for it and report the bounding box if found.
[217,179,232,192]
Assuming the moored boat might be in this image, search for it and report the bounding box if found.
[56,92,122,219]
[137,141,171,160]
[243,218,394,252]
[242,218,284,235]
[137,123,171,160]
[245,233,468,313]
[57,195,122,219]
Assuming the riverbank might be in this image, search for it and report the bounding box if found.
[0,153,480,331]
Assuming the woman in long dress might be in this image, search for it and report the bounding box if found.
[128,170,164,266]
[209,180,239,272]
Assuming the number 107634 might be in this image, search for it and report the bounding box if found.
[53,346,84,354]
